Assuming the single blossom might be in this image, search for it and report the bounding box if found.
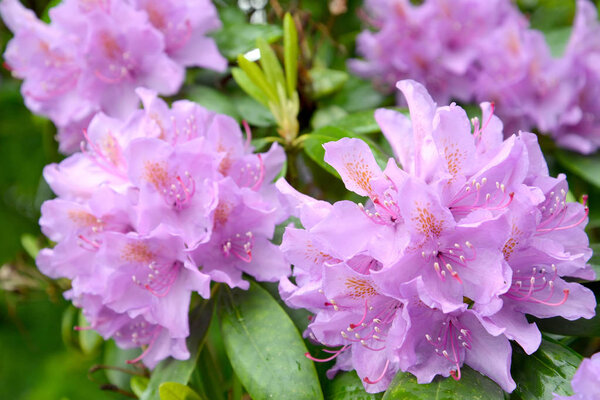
[38,90,289,366]
[278,80,595,393]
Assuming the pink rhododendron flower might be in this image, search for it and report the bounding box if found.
[0,0,226,153]
[554,352,600,400]
[277,80,596,393]
[37,90,289,367]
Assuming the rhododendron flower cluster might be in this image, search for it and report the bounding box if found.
[554,352,600,400]
[277,80,596,392]
[0,0,226,153]
[37,89,289,367]
[350,0,600,154]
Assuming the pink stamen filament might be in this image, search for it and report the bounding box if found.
[80,129,127,178]
[349,299,370,329]
[166,19,193,52]
[305,345,348,363]
[250,154,265,191]
[363,359,390,384]
[78,234,101,250]
[242,120,252,149]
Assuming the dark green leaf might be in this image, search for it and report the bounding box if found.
[322,77,387,112]
[555,150,600,189]
[141,299,214,400]
[589,243,600,278]
[159,382,203,400]
[283,13,299,97]
[533,302,600,337]
[187,86,240,121]
[324,371,383,400]
[213,21,282,60]
[232,94,276,127]
[382,367,504,400]
[219,282,323,400]
[309,68,350,99]
[103,340,140,388]
[511,338,581,400]
[131,376,150,398]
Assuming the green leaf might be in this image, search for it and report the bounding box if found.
[257,38,286,95]
[232,67,271,108]
[212,20,283,60]
[533,302,600,337]
[324,371,383,400]
[186,86,240,121]
[543,26,573,58]
[311,105,348,130]
[309,68,350,99]
[159,382,203,400]
[131,376,150,398]
[219,282,323,400]
[77,311,102,355]
[322,76,387,112]
[141,299,214,400]
[511,338,582,400]
[283,13,299,97]
[590,243,600,278]
[555,149,600,189]
[103,340,140,388]
[382,367,504,400]
[232,94,277,127]
[237,55,278,105]
[303,126,390,178]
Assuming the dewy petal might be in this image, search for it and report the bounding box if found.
[323,138,384,197]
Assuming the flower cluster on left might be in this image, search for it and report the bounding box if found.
[36,89,290,367]
[0,0,226,153]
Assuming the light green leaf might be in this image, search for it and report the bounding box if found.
[309,68,350,99]
[219,282,323,400]
[231,67,270,108]
[237,55,278,105]
[257,38,286,95]
[131,376,150,398]
[544,26,573,58]
[324,371,383,400]
[555,149,600,189]
[140,299,214,400]
[382,367,504,400]
[511,338,582,400]
[283,13,299,97]
[159,382,203,400]
[78,311,102,355]
[232,94,276,127]
[311,106,348,130]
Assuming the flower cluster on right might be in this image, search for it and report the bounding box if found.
[277,80,597,393]
[351,0,600,154]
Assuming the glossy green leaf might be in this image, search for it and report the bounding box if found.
[324,371,383,400]
[382,367,504,400]
[257,38,286,94]
[283,13,299,97]
[237,55,278,104]
[141,299,214,400]
[555,150,600,189]
[187,86,240,121]
[159,382,203,400]
[77,311,102,355]
[511,338,582,400]
[303,126,389,178]
[131,376,150,398]
[309,68,350,99]
[219,282,323,400]
[212,20,282,60]
[533,302,600,337]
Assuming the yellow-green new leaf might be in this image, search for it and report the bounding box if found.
[231,67,270,108]
[237,55,278,105]
[257,38,286,95]
[283,13,299,97]
[159,382,204,400]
